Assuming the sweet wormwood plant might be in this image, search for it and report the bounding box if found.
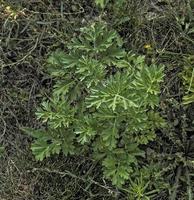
[23,21,165,187]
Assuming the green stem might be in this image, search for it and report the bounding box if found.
[188,67,194,92]
[186,167,193,200]
[170,166,182,200]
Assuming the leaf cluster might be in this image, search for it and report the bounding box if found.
[23,21,165,188]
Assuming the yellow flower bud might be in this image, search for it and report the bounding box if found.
[144,44,152,49]
[5,6,11,10]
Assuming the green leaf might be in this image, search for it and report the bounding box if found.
[103,155,132,186]
[183,94,194,104]
[70,22,122,54]
[61,134,76,156]
[102,145,144,187]
[47,51,79,77]
[21,127,51,139]
[86,72,138,111]
[182,67,194,105]
[76,56,105,88]
[31,139,62,161]
[22,127,76,160]
[95,0,109,9]
[36,98,75,128]
[133,64,164,108]
[75,116,97,144]
[101,126,119,150]
[53,80,75,97]
[48,51,78,69]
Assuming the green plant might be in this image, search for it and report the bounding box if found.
[95,0,109,9]
[23,21,165,187]
[182,63,194,105]
[95,0,130,26]
[95,0,126,10]
[127,165,168,200]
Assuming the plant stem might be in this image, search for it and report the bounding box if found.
[186,167,193,200]
[170,166,182,200]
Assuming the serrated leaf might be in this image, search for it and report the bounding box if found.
[101,125,119,150]
[53,80,75,97]
[36,98,75,128]
[31,139,62,161]
[21,127,51,139]
[86,73,138,111]
[75,116,97,144]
